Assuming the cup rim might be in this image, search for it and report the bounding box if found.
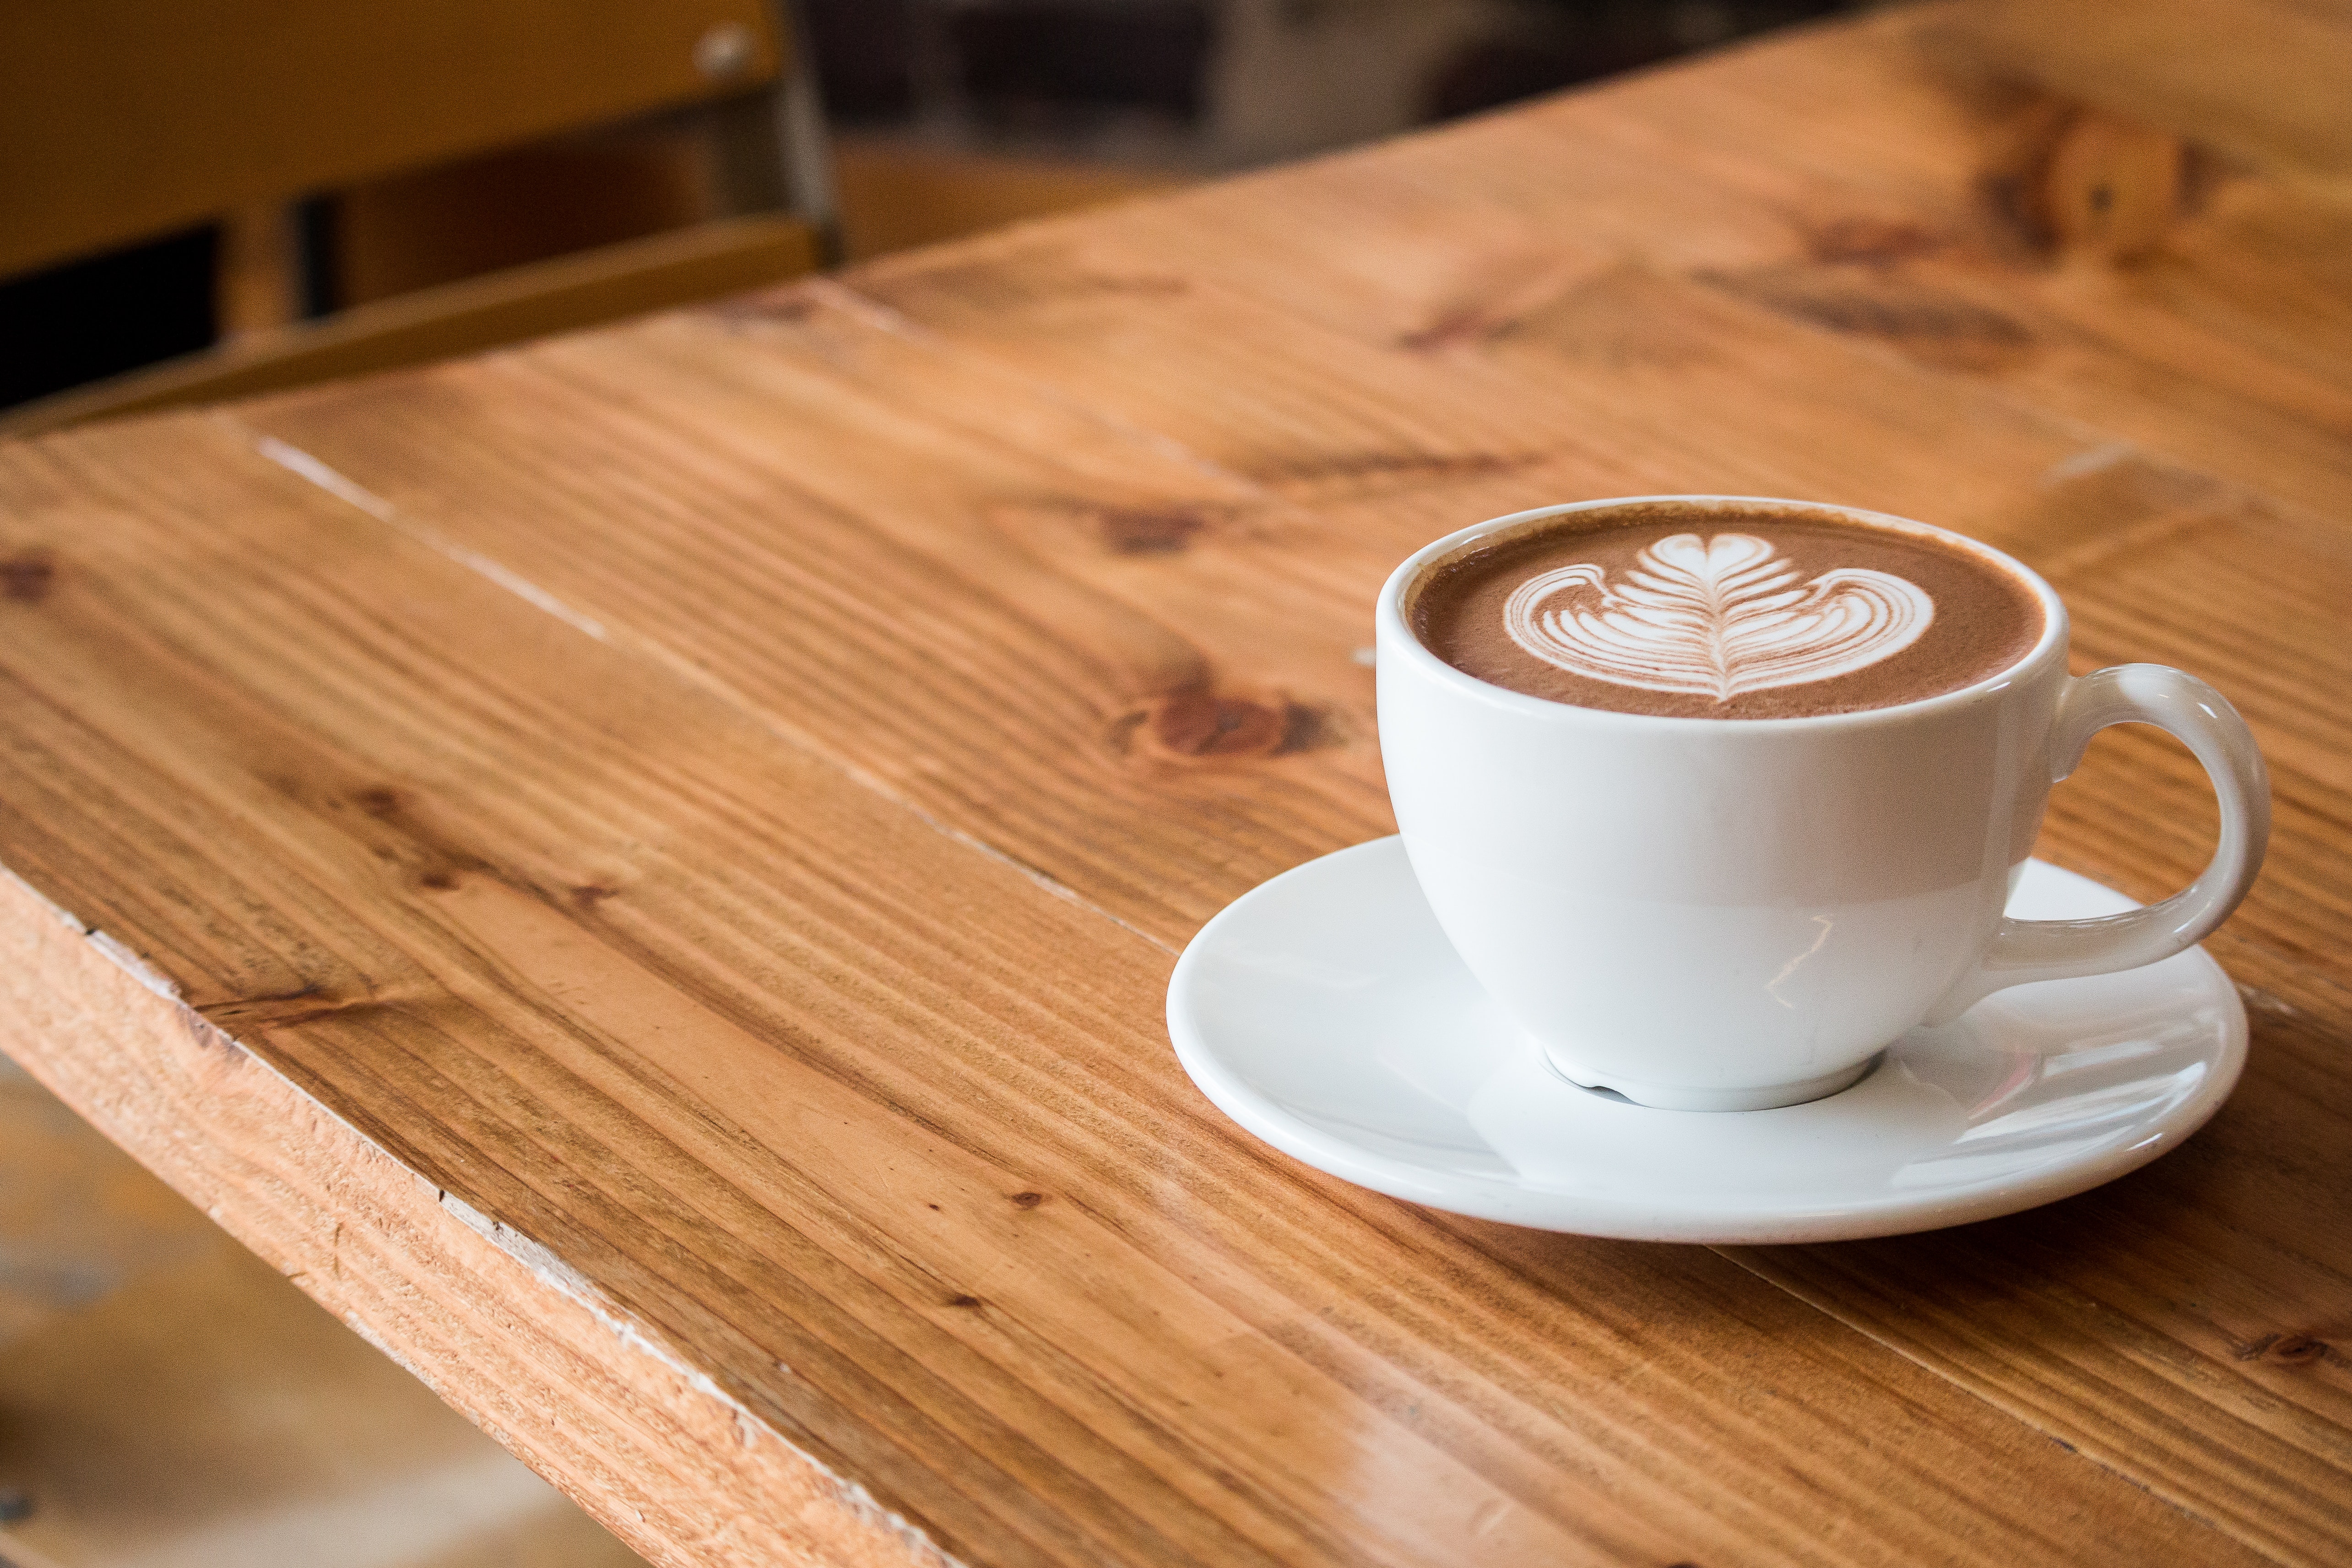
[1376,495,2070,731]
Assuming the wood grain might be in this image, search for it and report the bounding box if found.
[4,5,2349,1564]
[0,415,2286,1567]
[224,9,2352,1562]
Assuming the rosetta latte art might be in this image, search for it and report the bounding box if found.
[1502,532,1935,701]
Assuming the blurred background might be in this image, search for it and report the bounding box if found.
[0,0,1867,425]
[808,0,1860,240]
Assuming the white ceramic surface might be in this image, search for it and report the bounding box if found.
[1167,838,2246,1243]
[1379,497,2269,1109]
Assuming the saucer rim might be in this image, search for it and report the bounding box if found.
[1166,837,2247,1244]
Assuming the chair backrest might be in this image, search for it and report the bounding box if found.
[0,0,791,279]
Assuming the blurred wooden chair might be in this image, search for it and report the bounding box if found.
[0,0,835,436]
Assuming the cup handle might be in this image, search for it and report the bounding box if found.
[1923,664,2270,1025]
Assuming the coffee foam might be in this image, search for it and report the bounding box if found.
[1412,506,2044,719]
[1505,532,1935,700]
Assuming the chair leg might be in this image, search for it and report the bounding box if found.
[215,202,305,341]
[708,0,842,265]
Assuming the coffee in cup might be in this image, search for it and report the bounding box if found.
[1411,502,2044,719]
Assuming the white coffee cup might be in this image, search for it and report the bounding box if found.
[1376,497,2270,1111]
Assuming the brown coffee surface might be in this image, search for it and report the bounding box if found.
[1412,505,2044,718]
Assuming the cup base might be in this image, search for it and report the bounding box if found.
[1539,1047,1880,1112]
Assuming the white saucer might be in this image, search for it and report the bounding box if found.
[1167,838,2245,1243]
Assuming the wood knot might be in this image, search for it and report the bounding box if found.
[1398,307,1508,353]
[418,870,461,892]
[984,497,1231,556]
[1705,266,2036,374]
[946,1294,983,1309]
[1113,687,1331,763]
[1805,216,1941,266]
[0,550,56,604]
[2237,1333,2330,1367]
[570,883,618,910]
[1009,1191,1044,1210]
[1095,505,1210,555]
[202,985,387,1032]
[1978,98,2184,265]
[354,787,403,817]
[2040,108,2182,264]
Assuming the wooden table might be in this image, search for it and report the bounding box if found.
[4,6,2347,1564]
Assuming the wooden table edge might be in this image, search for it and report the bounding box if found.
[0,863,967,1568]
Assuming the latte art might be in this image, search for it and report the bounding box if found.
[1413,505,2044,718]
[1502,533,1934,702]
